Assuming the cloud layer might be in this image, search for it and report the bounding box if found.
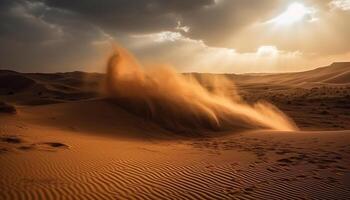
[0,0,349,73]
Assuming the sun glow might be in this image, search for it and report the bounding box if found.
[269,3,312,25]
[257,46,278,57]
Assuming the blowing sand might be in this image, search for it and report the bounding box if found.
[0,53,350,199]
[105,48,297,132]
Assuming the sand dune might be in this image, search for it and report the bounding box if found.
[1,61,350,199]
[0,100,349,199]
[1,62,348,104]
[0,70,101,105]
[2,62,349,130]
[230,62,350,86]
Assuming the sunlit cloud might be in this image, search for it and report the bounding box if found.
[176,21,190,33]
[133,31,185,43]
[266,2,317,25]
[129,31,304,73]
[329,0,350,10]
[1,0,349,73]
[257,46,278,57]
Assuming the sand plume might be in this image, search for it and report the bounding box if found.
[105,47,298,133]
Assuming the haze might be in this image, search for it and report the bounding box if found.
[1,0,350,73]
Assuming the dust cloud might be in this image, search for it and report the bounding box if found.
[105,47,298,133]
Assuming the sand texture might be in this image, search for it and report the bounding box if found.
[1,62,350,199]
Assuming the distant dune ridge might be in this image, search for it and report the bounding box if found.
[0,59,349,131]
[105,47,298,133]
[0,70,102,105]
[232,62,350,86]
[0,101,16,114]
[1,56,350,200]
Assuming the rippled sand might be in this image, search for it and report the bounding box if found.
[1,100,349,199]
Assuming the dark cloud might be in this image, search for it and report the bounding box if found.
[0,0,349,72]
[43,0,215,34]
[0,0,59,43]
[42,0,282,47]
[0,0,110,72]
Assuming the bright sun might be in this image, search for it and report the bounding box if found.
[270,2,310,25]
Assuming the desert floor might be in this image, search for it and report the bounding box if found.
[1,63,350,199]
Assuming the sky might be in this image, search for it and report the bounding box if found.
[0,0,350,73]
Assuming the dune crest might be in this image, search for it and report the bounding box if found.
[105,47,298,133]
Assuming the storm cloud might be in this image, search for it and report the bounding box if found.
[0,0,349,73]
